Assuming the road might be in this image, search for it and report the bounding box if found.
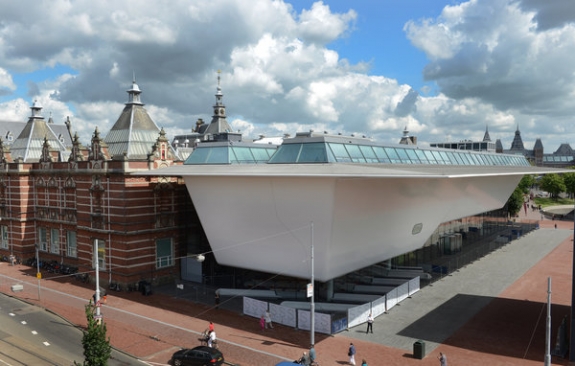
[0,293,144,365]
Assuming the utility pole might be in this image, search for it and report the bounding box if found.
[310,222,315,347]
[545,277,551,366]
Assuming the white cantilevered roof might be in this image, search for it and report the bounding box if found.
[142,163,568,179]
[136,163,569,281]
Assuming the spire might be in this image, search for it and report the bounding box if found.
[482,125,491,142]
[510,124,524,151]
[127,74,143,105]
[204,71,233,136]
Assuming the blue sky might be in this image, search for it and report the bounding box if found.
[0,0,575,151]
[290,0,448,90]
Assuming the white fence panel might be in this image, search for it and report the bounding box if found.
[397,282,409,303]
[296,309,332,334]
[371,295,386,317]
[269,302,297,328]
[347,302,371,329]
[243,297,268,319]
[386,287,399,311]
[408,277,420,296]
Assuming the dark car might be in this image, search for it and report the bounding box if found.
[170,346,224,366]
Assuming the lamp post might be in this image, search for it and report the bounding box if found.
[94,242,101,321]
[310,222,315,347]
[35,244,41,300]
[570,205,575,361]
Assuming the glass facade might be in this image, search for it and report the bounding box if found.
[268,142,530,167]
[184,145,276,165]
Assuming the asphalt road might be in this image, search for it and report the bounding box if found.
[0,293,143,365]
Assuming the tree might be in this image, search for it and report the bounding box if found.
[563,172,575,198]
[539,173,566,199]
[506,187,524,217]
[75,302,111,366]
[517,175,535,194]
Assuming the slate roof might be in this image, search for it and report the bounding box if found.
[9,101,70,162]
[104,79,177,160]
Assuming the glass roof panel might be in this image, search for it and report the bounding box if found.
[298,143,329,163]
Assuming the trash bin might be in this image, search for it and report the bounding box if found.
[413,340,425,359]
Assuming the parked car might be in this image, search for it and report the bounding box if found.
[170,346,224,366]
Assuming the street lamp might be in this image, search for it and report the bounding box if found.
[35,244,41,300]
[94,242,102,322]
[309,222,315,347]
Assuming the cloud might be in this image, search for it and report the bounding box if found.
[0,0,574,152]
[405,0,575,120]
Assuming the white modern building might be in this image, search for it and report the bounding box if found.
[151,130,566,282]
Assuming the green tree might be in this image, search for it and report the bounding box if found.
[517,175,535,194]
[563,172,575,198]
[539,173,566,199]
[506,187,524,217]
[76,302,111,366]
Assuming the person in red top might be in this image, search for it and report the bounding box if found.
[208,322,214,332]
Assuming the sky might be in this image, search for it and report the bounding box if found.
[0,0,575,150]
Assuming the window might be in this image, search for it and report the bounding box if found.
[39,228,47,251]
[298,143,328,163]
[93,239,105,270]
[0,225,7,249]
[156,238,173,268]
[50,229,59,254]
[67,231,77,258]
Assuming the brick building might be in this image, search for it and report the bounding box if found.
[0,79,202,288]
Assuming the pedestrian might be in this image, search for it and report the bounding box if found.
[309,345,316,364]
[361,360,368,366]
[208,330,216,348]
[348,342,356,365]
[366,313,373,334]
[260,315,265,331]
[299,351,310,366]
[438,352,447,366]
[264,310,273,329]
[214,291,220,309]
[208,321,214,332]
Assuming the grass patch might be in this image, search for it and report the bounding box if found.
[533,197,574,208]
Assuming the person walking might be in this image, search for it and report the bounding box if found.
[438,352,447,366]
[264,310,274,329]
[348,342,356,365]
[309,345,316,364]
[259,315,265,331]
[366,313,373,334]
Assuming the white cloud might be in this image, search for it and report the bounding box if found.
[0,0,573,152]
[0,68,15,94]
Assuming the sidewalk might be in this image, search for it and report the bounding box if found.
[0,209,573,365]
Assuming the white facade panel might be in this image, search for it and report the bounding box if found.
[184,172,523,282]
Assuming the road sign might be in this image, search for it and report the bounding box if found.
[307,283,313,298]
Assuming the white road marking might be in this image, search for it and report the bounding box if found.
[43,341,50,346]
[20,321,26,325]
[31,330,37,335]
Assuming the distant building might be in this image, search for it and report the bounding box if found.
[430,126,496,152]
[430,124,575,168]
[495,125,575,167]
